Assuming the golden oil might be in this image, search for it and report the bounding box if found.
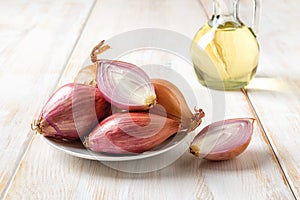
[191,21,259,90]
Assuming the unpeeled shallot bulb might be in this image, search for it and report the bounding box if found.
[32,83,111,140]
[190,118,255,161]
[150,79,204,131]
[96,60,156,111]
[84,112,180,154]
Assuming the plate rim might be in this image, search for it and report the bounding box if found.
[43,129,191,161]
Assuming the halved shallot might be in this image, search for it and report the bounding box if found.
[76,40,156,110]
[96,60,156,110]
[190,118,255,161]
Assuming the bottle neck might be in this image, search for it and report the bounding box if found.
[209,0,243,27]
[211,0,241,27]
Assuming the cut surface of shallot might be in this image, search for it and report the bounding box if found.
[190,118,255,161]
[96,60,156,110]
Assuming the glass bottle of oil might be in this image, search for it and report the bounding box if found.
[191,0,261,90]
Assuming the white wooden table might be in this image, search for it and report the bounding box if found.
[1,0,299,199]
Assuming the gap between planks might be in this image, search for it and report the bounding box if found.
[0,0,98,199]
[242,88,297,200]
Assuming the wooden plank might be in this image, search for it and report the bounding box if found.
[0,0,95,198]
[7,94,294,199]
[243,0,300,197]
[6,0,294,199]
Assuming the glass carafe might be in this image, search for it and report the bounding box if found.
[191,0,261,90]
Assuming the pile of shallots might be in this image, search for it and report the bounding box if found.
[32,40,255,160]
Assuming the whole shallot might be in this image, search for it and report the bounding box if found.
[151,79,204,131]
[32,83,111,140]
[84,112,180,154]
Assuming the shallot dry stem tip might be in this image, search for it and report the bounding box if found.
[188,108,205,132]
[90,40,110,63]
[193,108,205,120]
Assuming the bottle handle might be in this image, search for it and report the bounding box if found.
[251,0,261,35]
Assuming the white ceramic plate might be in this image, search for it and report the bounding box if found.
[44,48,209,164]
[44,129,192,161]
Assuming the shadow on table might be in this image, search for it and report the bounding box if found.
[245,76,297,94]
[75,146,271,179]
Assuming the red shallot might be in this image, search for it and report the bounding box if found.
[96,60,156,111]
[84,112,180,154]
[190,118,255,161]
[32,83,111,140]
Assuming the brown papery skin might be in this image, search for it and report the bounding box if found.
[151,79,204,131]
[33,83,111,140]
[74,64,97,87]
[85,112,180,154]
[74,39,110,87]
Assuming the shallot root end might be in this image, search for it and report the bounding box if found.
[83,136,90,148]
[189,145,200,157]
[31,118,43,134]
